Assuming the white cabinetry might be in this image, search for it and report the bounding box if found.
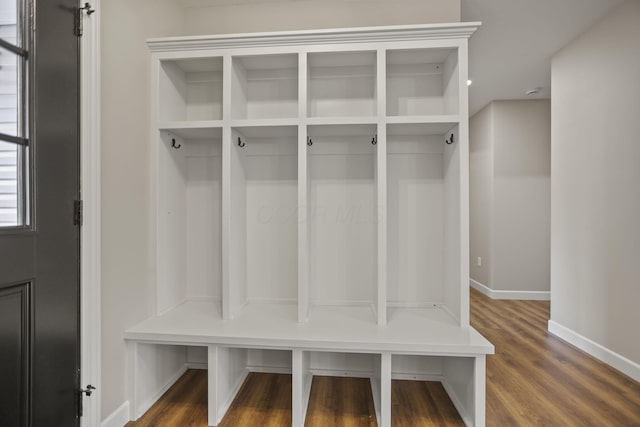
[126,23,492,427]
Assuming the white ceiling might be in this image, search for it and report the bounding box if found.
[462,0,623,115]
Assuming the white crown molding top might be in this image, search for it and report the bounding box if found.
[147,22,481,51]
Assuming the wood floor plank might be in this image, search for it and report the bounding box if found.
[126,369,208,427]
[127,291,640,426]
[304,376,377,427]
[470,288,640,426]
[219,373,292,427]
[391,380,465,427]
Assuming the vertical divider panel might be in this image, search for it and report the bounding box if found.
[217,347,250,425]
[221,55,232,320]
[443,356,477,426]
[298,51,309,323]
[126,341,139,420]
[443,126,461,326]
[157,132,187,315]
[292,349,312,427]
[370,353,382,426]
[207,345,219,426]
[376,49,388,325]
[443,41,469,328]
[458,40,470,327]
[229,128,248,318]
[379,352,392,427]
[150,55,160,317]
[474,355,487,427]
[292,349,302,427]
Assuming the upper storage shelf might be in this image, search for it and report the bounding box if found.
[231,54,298,120]
[308,51,377,118]
[159,57,223,122]
[386,48,459,117]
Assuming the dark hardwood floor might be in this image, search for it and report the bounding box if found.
[471,289,640,426]
[219,372,292,427]
[304,376,378,426]
[127,289,640,426]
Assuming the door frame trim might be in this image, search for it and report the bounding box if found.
[80,1,101,425]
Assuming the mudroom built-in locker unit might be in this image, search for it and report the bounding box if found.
[125,23,493,427]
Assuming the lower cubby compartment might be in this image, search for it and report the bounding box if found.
[125,368,470,427]
[306,376,378,426]
[209,347,293,426]
[126,341,487,427]
[392,379,465,426]
[390,354,483,427]
[220,372,293,427]
[295,350,383,426]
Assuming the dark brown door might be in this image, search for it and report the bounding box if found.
[0,0,81,425]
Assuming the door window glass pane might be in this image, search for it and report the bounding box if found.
[0,0,20,47]
[0,45,21,138]
[0,140,17,226]
[0,0,26,228]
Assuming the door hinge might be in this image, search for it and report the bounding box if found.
[75,2,95,37]
[74,200,83,226]
[78,385,96,417]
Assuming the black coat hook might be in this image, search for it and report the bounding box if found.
[446,133,455,145]
[371,135,377,146]
[307,137,313,147]
[81,2,95,15]
[238,137,245,148]
[171,138,181,149]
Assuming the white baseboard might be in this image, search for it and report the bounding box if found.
[101,401,130,427]
[387,301,443,309]
[137,365,188,418]
[441,380,473,427]
[247,365,292,375]
[306,369,443,382]
[392,372,443,382]
[548,320,640,382]
[308,368,374,378]
[470,278,550,301]
[186,362,208,370]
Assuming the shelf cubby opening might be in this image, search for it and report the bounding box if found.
[231,54,298,120]
[386,48,459,117]
[211,347,293,425]
[390,354,474,425]
[156,129,223,315]
[159,57,223,122]
[304,351,381,424]
[308,51,377,118]
[386,122,460,319]
[307,124,377,319]
[229,125,299,318]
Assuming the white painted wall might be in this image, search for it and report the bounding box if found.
[101,0,185,419]
[183,0,460,35]
[469,100,551,295]
[469,103,493,287]
[550,0,640,369]
[101,0,460,422]
[493,100,550,293]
